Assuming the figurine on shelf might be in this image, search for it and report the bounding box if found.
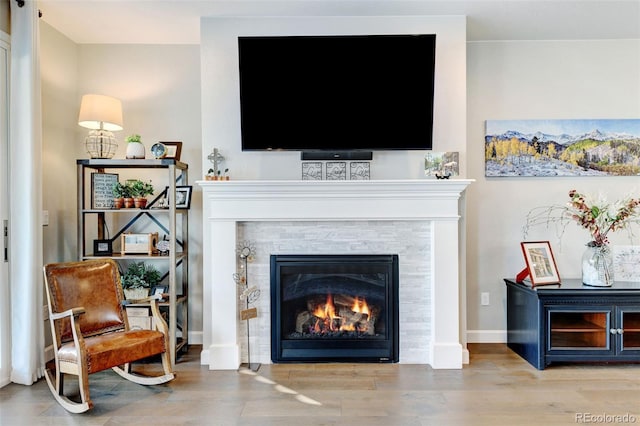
[157,235,170,255]
[206,148,225,180]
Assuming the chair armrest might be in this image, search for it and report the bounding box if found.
[49,307,87,356]
[122,294,160,305]
[147,295,169,335]
[122,295,169,335]
[50,307,85,321]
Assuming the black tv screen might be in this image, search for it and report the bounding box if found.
[238,34,436,152]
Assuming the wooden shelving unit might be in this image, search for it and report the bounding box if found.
[77,159,189,367]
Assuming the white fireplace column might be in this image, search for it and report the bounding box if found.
[198,179,473,370]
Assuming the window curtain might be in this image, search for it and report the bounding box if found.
[9,0,44,385]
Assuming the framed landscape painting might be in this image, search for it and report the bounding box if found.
[485,119,640,177]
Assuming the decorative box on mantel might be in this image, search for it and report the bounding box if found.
[197,179,473,370]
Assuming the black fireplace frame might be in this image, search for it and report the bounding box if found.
[270,254,399,363]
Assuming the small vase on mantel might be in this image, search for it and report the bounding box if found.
[581,242,614,287]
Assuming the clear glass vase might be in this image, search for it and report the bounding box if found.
[582,243,614,287]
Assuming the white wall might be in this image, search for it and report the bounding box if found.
[40,17,640,345]
[200,15,467,180]
[0,0,8,35]
[40,22,80,265]
[39,30,205,341]
[466,39,640,341]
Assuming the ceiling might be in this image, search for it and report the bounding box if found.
[37,0,640,44]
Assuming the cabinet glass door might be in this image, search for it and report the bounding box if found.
[620,309,640,351]
[548,310,610,350]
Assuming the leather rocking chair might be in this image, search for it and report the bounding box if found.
[43,259,175,413]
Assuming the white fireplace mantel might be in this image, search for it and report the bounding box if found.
[197,179,473,369]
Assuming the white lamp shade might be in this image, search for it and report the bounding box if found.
[78,94,123,131]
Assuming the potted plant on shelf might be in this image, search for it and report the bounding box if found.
[125,134,145,159]
[112,181,131,209]
[128,179,154,209]
[120,261,162,300]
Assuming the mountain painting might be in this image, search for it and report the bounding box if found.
[485,119,640,177]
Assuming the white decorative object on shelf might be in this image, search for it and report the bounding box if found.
[125,134,145,159]
[326,162,346,180]
[349,162,370,180]
[302,162,322,180]
[613,246,640,282]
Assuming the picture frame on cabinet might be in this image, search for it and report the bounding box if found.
[613,245,640,282]
[517,241,561,286]
[160,141,182,161]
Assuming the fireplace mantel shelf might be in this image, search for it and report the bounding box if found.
[198,178,472,370]
[197,179,473,221]
[197,179,472,195]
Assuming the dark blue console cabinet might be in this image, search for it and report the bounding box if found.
[505,278,640,369]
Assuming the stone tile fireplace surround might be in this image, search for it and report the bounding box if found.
[198,179,472,370]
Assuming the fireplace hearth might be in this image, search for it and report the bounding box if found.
[271,254,399,363]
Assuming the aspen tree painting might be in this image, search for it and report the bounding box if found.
[485,119,640,177]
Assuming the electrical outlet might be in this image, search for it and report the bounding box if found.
[481,292,490,306]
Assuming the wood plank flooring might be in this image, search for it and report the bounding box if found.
[1,344,639,425]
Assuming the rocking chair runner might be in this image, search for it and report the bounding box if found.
[43,259,175,413]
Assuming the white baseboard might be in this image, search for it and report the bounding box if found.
[188,331,203,345]
[466,330,507,343]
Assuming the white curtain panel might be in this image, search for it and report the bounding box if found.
[9,0,44,385]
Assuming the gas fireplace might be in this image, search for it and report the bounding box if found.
[270,254,399,363]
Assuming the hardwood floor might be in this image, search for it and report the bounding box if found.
[1,344,639,425]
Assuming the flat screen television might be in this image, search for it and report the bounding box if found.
[238,34,436,156]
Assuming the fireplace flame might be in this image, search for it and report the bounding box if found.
[351,296,370,316]
[308,294,372,334]
[312,294,340,320]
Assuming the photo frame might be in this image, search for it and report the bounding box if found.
[424,152,459,178]
[349,162,370,180]
[163,185,192,209]
[160,141,182,161]
[151,285,168,296]
[326,162,347,180]
[518,241,561,286]
[91,173,119,209]
[613,245,640,282]
[302,162,322,180]
[93,239,113,256]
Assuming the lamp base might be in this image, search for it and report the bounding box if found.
[85,129,117,159]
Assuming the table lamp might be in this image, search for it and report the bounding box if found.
[78,94,123,159]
